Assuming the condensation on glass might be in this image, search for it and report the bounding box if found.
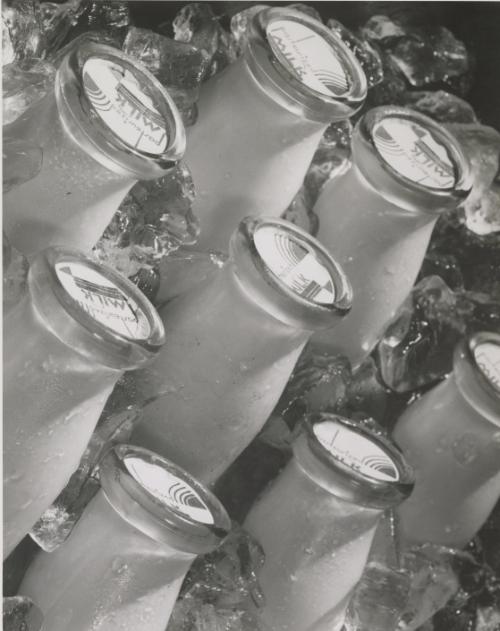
[244,413,414,631]
[394,331,500,548]
[3,248,165,557]
[112,216,352,484]
[184,7,367,251]
[19,445,231,631]
[3,41,185,257]
[312,106,472,368]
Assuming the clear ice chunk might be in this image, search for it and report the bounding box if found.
[93,163,199,280]
[3,16,15,64]
[3,59,55,125]
[401,90,478,124]
[303,120,353,206]
[155,248,227,307]
[230,5,269,56]
[282,186,319,236]
[3,596,43,631]
[343,562,411,631]
[3,137,43,192]
[173,2,237,78]
[360,15,407,42]
[39,0,88,59]
[327,18,384,88]
[30,406,140,551]
[168,524,266,631]
[2,0,46,62]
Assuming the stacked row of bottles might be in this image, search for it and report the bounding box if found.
[3,6,499,631]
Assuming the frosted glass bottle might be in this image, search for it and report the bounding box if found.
[184,7,367,251]
[312,106,471,368]
[3,40,185,257]
[20,445,231,631]
[244,413,414,631]
[116,217,352,483]
[393,331,500,548]
[3,248,165,557]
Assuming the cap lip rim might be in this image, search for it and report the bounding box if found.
[29,247,165,369]
[58,41,186,179]
[464,331,500,401]
[99,445,231,554]
[356,106,472,211]
[300,413,415,509]
[231,217,352,330]
[247,7,367,122]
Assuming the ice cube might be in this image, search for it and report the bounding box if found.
[173,3,237,78]
[63,0,129,44]
[3,137,43,193]
[327,18,384,88]
[93,163,199,280]
[128,266,161,304]
[282,186,319,236]
[475,607,500,631]
[3,233,29,314]
[377,276,473,392]
[3,596,43,631]
[360,15,407,42]
[418,252,465,292]
[39,0,88,58]
[398,544,466,631]
[343,562,411,631]
[155,248,227,307]
[3,16,15,64]
[230,5,269,56]
[122,27,210,107]
[3,59,55,125]
[303,120,353,206]
[30,407,140,551]
[2,0,46,62]
[366,52,408,108]
[401,91,478,124]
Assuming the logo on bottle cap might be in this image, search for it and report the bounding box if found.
[254,225,335,305]
[55,262,151,339]
[267,19,349,97]
[474,341,500,394]
[83,57,168,155]
[313,420,400,482]
[372,117,456,189]
[124,457,215,525]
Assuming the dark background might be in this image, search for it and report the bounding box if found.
[128,1,500,131]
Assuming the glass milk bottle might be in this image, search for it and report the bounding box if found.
[184,7,367,251]
[3,248,165,557]
[393,331,500,549]
[3,40,185,257]
[20,445,231,631]
[312,106,471,368]
[244,413,414,631]
[117,217,352,483]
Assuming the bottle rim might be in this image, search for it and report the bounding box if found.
[294,413,415,510]
[353,106,472,214]
[28,247,165,371]
[454,331,500,427]
[99,445,231,554]
[230,217,353,331]
[245,8,367,123]
[56,41,186,179]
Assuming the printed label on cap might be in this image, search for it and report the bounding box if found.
[474,341,500,393]
[83,57,168,155]
[55,262,151,339]
[372,117,456,189]
[313,420,400,482]
[267,19,349,97]
[124,457,214,525]
[254,225,335,305]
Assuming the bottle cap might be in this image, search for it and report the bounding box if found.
[353,106,471,213]
[29,247,165,370]
[56,41,185,179]
[231,217,352,331]
[454,331,500,426]
[294,413,415,509]
[99,445,231,554]
[246,8,367,123]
